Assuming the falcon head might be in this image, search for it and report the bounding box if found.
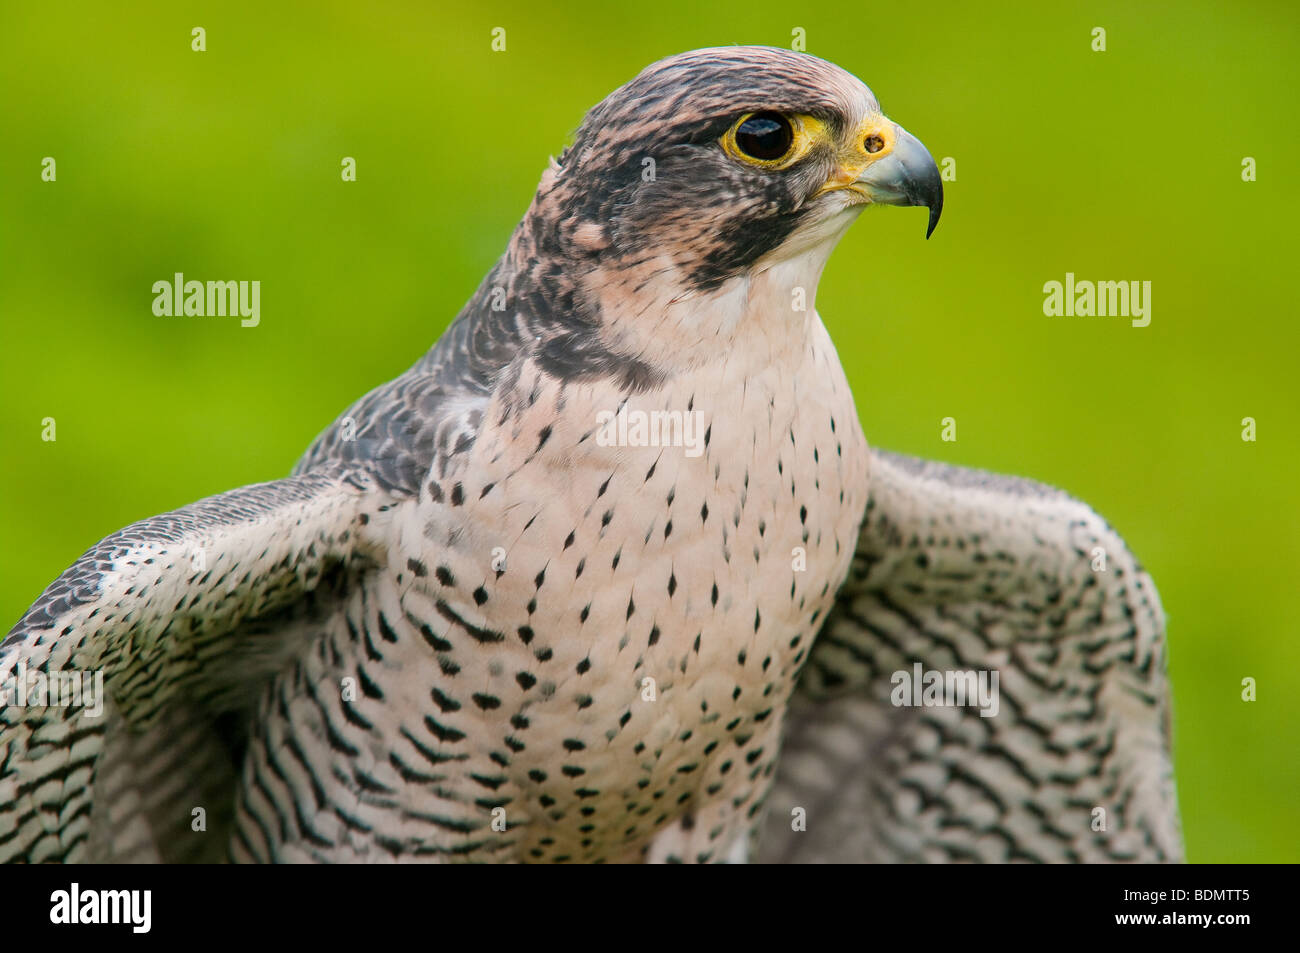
[537,46,942,294]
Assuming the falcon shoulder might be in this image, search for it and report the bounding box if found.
[0,285,524,864]
[762,448,1182,863]
[0,466,385,862]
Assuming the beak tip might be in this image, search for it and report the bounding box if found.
[900,129,942,240]
[924,196,942,239]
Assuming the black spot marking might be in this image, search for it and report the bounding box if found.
[431,687,461,713]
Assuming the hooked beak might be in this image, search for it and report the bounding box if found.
[854,126,944,239]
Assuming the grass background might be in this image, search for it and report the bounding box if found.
[1,1,1295,861]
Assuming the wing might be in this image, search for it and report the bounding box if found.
[760,449,1182,863]
[0,278,525,863]
[0,466,384,862]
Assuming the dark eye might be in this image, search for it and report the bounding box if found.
[864,134,885,154]
[735,112,794,162]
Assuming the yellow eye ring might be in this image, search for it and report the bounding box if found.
[721,112,818,169]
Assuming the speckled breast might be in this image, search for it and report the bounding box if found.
[386,319,869,859]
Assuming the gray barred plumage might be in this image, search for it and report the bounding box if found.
[1,46,1179,863]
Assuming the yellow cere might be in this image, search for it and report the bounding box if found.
[805,117,895,197]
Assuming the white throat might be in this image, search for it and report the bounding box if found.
[590,208,861,379]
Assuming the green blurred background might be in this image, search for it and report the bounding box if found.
[1,1,1295,861]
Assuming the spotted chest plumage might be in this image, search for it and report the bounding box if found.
[412,321,867,862]
[229,301,868,862]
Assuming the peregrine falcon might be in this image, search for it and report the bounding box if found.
[0,47,1181,863]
